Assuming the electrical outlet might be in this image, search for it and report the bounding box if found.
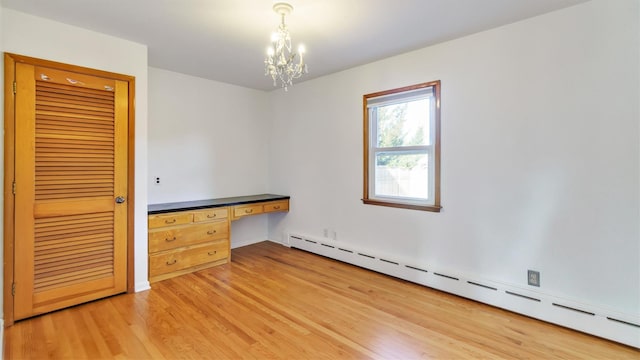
[331,230,337,240]
[528,270,540,287]
[323,228,329,237]
[155,177,161,185]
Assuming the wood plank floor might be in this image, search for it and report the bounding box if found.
[4,241,639,359]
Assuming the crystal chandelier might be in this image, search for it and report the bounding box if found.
[264,2,308,91]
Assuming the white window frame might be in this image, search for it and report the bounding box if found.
[363,81,441,212]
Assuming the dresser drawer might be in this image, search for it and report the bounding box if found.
[149,241,229,277]
[233,204,263,218]
[148,220,229,253]
[148,212,193,229]
[193,207,228,222]
[263,200,289,213]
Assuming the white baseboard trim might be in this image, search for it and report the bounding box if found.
[287,233,640,348]
[135,281,151,292]
[232,237,270,249]
[267,237,291,247]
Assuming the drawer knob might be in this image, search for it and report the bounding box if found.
[166,259,177,265]
[165,236,177,242]
[207,230,216,235]
[207,214,217,218]
[245,209,253,214]
[165,219,177,224]
[273,206,280,209]
[208,251,217,256]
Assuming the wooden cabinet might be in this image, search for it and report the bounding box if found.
[231,199,290,221]
[148,207,230,282]
[148,195,290,283]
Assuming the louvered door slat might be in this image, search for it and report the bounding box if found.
[38,101,115,112]
[38,109,115,121]
[36,138,114,149]
[37,114,115,124]
[37,127,114,138]
[35,246,114,264]
[35,256,113,273]
[35,194,113,201]
[36,222,113,235]
[36,235,112,250]
[34,268,114,292]
[38,96,115,109]
[35,212,112,224]
[35,245,113,261]
[37,148,114,155]
[37,123,115,135]
[36,83,116,100]
[38,98,115,110]
[34,248,113,263]
[34,229,114,243]
[36,177,113,184]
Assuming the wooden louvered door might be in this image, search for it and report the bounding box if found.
[13,63,128,320]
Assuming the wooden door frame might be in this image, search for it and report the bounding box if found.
[3,53,136,326]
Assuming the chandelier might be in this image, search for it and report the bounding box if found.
[264,2,308,91]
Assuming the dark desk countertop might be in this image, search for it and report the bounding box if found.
[148,194,290,214]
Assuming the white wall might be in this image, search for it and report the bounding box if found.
[268,0,639,344]
[148,67,271,247]
[1,9,150,292]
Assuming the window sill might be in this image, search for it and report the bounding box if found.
[362,198,442,213]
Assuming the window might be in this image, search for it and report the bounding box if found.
[363,81,441,212]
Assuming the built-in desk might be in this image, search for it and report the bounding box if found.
[147,194,290,282]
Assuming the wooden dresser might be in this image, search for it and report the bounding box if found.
[147,194,289,283]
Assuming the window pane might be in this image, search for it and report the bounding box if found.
[376,98,429,147]
[375,153,428,199]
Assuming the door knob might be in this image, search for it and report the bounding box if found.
[115,196,126,204]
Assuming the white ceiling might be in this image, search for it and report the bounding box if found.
[1,0,588,91]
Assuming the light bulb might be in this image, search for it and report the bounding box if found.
[271,32,279,42]
[267,47,275,56]
[298,44,306,54]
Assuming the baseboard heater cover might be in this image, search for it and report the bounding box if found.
[285,233,640,349]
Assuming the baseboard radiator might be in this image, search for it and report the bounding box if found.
[285,233,640,348]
